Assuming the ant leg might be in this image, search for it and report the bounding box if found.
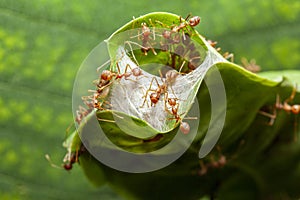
[285,85,297,104]
[124,63,133,73]
[198,160,207,176]
[163,92,175,114]
[124,41,141,65]
[184,14,191,21]
[97,117,116,123]
[223,52,234,62]
[178,60,186,74]
[154,20,170,28]
[115,62,122,74]
[149,43,157,55]
[130,29,143,40]
[259,110,277,126]
[148,19,156,40]
[259,95,278,126]
[45,154,63,169]
[131,16,136,30]
[140,77,158,107]
[139,87,150,108]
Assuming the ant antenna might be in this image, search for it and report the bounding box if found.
[97,59,111,72]
[124,41,140,65]
[45,154,63,170]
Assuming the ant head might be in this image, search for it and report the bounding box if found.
[162,30,171,39]
[101,70,113,81]
[132,68,142,77]
[63,162,73,171]
[291,105,300,114]
[141,22,151,36]
[189,16,200,27]
[168,98,177,106]
[207,39,218,47]
[150,93,160,104]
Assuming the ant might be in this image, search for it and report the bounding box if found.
[162,29,201,72]
[157,15,200,42]
[127,21,157,56]
[207,39,218,48]
[45,145,86,171]
[260,86,300,126]
[222,51,234,62]
[91,62,144,108]
[141,70,179,107]
[207,39,222,52]
[165,96,193,134]
[140,22,157,55]
[240,57,261,73]
[62,145,86,171]
[197,146,227,176]
[99,63,143,82]
[206,39,234,62]
[74,105,92,124]
[171,15,201,33]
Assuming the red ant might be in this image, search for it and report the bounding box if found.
[165,94,193,134]
[206,39,234,62]
[158,15,200,42]
[260,87,300,126]
[141,70,178,107]
[99,63,143,82]
[172,15,200,33]
[240,57,261,73]
[222,52,234,62]
[140,22,156,55]
[127,21,157,56]
[197,146,226,176]
[91,62,144,108]
[45,145,86,171]
[74,105,92,124]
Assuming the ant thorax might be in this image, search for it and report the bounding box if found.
[107,45,225,132]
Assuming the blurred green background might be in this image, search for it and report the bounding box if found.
[0,0,299,199]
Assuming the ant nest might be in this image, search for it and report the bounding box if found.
[109,45,226,132]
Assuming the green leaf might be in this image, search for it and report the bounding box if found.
[64,12,300,200]
[1,0,299,199]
